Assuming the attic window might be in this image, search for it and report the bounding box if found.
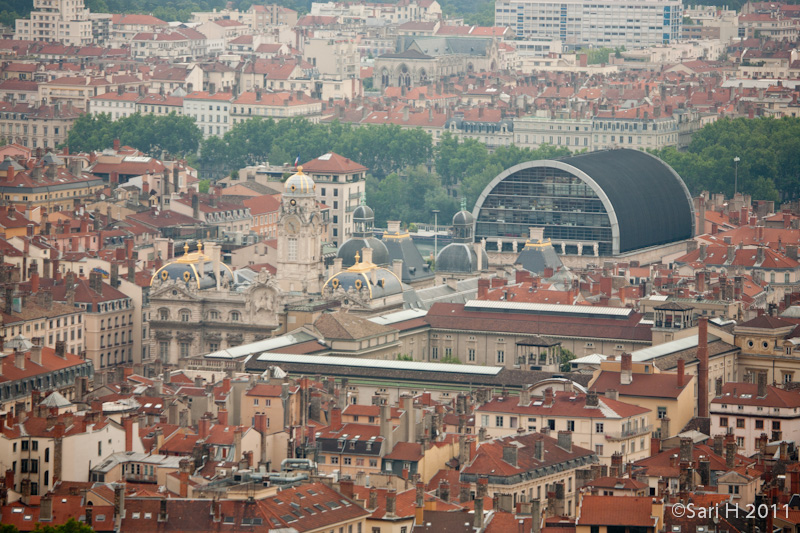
[132,513,140,519]
[223,517,235,524]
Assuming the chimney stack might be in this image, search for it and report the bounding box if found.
[557,431,572,453]
[620,353,632,385]
[677,358,685,388]
[697,318,709,418]
[757,372,767,398]
[502,444,518,467]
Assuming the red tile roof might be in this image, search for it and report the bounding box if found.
[301,152,367,174]
[384,441,424,461]
[576,495,658,527]
[477,391,650,419]
[463,432,595,478]
[711,382,800,408]
[589,371,690,399]
[0,346,87,384]
[245,383,284,397]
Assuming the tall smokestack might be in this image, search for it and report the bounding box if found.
[698,317,709,418]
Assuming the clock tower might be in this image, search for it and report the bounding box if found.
[275,166,325,293]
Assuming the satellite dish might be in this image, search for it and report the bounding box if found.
[100,194,106,201]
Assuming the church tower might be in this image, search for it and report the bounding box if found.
[275,166,324,293]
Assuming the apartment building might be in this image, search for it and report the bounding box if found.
[52,272,134,371]
[299,152,367,248]
[182,91,233,138]
[461,431,596,516]
[475,388,651,466]
[494,0,683,48]
[710,378,800,456]
[14,0,91,45]
[230,90,323,125]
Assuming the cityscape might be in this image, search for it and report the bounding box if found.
[0,0,800,532]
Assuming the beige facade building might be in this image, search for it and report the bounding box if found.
[52,272,134,372]
[299,152,367,248]
[15,0,91,45]
[148,244,282,364]
[0,294,85,357]
[230,91,323,125]
[475,389,651,466]
[734,315,799,384]
[0,102,82,151]
[304,38,360,79]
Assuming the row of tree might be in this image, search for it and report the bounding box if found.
[66,111,800,223]
[65,113,202,157]
[651,116,800,202]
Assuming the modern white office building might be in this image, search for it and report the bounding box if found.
[494,0,683,49]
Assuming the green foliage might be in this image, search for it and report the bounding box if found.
[366,167,458,227]
[64,112,201,157]
[652,116,800,201]
[440,356,463,365]
[198,179,211,194]
[14,518,97,533]
[1,523,20,533]
[438,0,493,24]
[578,47,613,65]
[459,142,572,208]
[397,354,414,361]
[197,118,431,181]
[558,347,576,372]
[230,169,240,181]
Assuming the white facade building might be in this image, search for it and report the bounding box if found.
[15,0,92,45]
[494,0,683,49]
[182,91,233,138]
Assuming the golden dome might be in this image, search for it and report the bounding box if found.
[285,166,316,196]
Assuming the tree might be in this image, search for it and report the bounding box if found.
[63,112,201,157]
[440,356,463,365]
[652,116,800,201]
[36,519,96,533]
[198,179,211,193]
[397,354,413,361]
[558,347,576,372]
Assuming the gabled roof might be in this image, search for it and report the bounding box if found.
[312,311,395,341]
[711,382,800,408]
[590,371,690,399]
[576,496,657,527]
[462,432,595,478]
[301,152,367,174]
[477,391,650,419]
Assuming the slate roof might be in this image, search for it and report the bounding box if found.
[312,311,395,340]
[425,302,652,342]
[555,149,694,254]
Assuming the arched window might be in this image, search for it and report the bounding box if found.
[180,309,191,322]
[230,311,240,322]
[158,308,169,321]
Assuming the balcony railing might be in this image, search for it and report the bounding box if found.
[604,425,652,441]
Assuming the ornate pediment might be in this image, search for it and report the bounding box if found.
[154,330,174,340]
[204,331,222,342]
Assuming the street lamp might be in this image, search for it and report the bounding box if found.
[733,156,740,196]
[432,209,440,268]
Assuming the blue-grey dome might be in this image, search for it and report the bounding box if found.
[324,267,403,298]
[436,243,487,273]
[337,237,390,267]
